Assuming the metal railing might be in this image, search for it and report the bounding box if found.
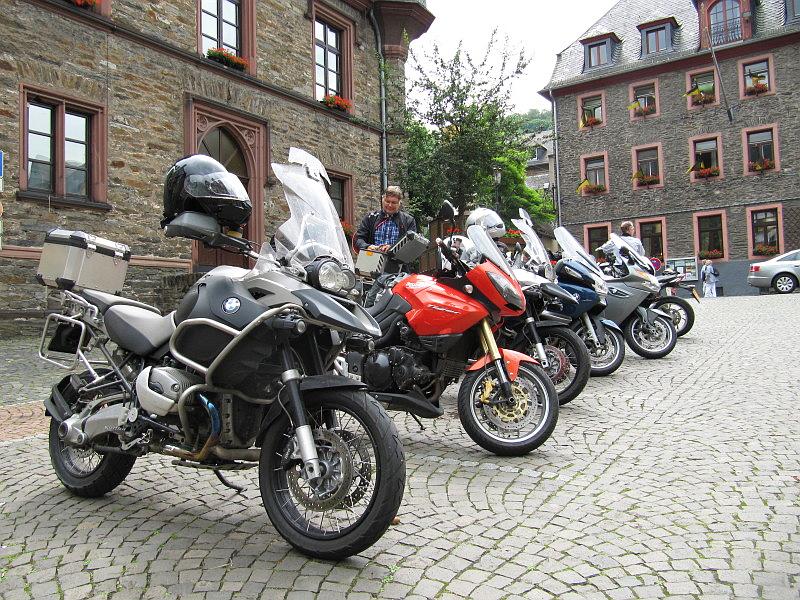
[709,17,742,45]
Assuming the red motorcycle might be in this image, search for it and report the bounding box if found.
[344,212,558,455]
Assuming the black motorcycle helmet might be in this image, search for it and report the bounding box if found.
[161,155,252,228]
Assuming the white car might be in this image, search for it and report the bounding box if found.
[747,249,800,293]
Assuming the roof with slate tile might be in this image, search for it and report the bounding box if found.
[543,0,799,92]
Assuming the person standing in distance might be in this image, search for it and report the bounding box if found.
[355,186,417,306]
[700,259,720,298]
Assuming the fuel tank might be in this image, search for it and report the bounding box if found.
[392,274,488,336]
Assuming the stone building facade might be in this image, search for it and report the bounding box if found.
[0,0,433,331]
[542,0,800,295]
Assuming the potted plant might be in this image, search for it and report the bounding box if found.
[696,166,720,179]
[321,94,352,112]
[699,249,724,260]
[584,115,602,127]
[749,158,775,173]
[691,93,716,106]
[754,243,779,256]
[745,82,769,96]
[635,173,660,187]
[634,104,656,117]
[584,183,607,194]
[206,48,248,72]
[340,219,355,239]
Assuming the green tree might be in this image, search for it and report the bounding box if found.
[518,108,553,134]
[399,32,554,225]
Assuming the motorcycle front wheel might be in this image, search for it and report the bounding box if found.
[457,363,558,456]
[624,314,677,359]
[577,326,625,377]
[259,389,405,560]
[650,297,695,337]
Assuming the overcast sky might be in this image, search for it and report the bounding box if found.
[407,0,620,114]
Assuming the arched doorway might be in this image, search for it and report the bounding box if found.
[186,99,268,271]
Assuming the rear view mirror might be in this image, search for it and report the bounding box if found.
[164,211,220,242]
[437,201,456,221]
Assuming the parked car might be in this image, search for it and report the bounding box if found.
[747,249,800,293]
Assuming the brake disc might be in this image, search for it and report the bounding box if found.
[334,429,372,505]
[482,380,535,431]
[286,429,355,511]
[543,344,570,383]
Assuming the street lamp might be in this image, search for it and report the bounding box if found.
[492,165,502,213]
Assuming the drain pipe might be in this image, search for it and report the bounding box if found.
[547,89,562,227]
[368,8,389,192]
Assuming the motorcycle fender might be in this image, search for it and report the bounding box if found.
[466,348,539,382]
[255,375,367,445]
[535,317,573,328]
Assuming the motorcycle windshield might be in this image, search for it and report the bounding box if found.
[467,224,512,276]
[271,149,354,271]
[609,233,655,274]
[554,226,605,278]
[510,218,548,266]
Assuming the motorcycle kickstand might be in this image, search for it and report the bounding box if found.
[410,414,426,431]
[213,470,246,494]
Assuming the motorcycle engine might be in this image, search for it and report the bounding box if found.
[136,367,202,416]
[361,347,433,392]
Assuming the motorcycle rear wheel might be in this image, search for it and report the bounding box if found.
[259,389,405,560]
[457,363,558,456]
[624,315,677,359]
[650,297,695,337]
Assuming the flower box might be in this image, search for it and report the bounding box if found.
[748,159,775,173]
[691,93,715,106]
[635,174,660,187]
[584,116,602,127]
[634,105,656,117]
[207,48,248,72]
[321,95,352,112]
[745,83,769,96]
[754,244,779,256]
[340,220,355,238]
[695,167,720,179]
[699,249,724,260]
[584,183,606,195]
[67,0,100,6]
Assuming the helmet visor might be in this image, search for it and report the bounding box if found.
[184,171,249,202]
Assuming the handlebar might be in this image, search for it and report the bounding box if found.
[436,238,466,275]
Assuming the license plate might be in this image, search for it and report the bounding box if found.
[691,288,701,301]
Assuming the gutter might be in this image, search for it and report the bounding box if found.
[368,8,389,192]
[546,90,562,227]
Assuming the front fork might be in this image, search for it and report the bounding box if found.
[279,345,323,481]
[523,314,550,369]
[479,319,515,402]
[581,313,601,346]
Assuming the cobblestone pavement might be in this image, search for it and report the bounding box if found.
[1,295,798,599]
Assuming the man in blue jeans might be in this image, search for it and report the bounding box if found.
[700,259,719,297]
[355,186,417,306]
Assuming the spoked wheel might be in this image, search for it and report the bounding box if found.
[650,297,695,337]
[536,327,591,405]
[773,274,797,294]
[48,371,137,497]
[623,315,677,359]
[259,390,405,560]
[577,326,625,377]
[457,363,558,456]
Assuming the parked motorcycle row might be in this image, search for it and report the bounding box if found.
[34,150,698,561]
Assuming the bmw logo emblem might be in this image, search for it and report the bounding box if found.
[222,297,241,314]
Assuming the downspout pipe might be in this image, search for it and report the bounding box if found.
[547,89,563,226]
[368,8,389,192]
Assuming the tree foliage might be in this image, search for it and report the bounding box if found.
[518,108,553,134]
[399,32,555,226]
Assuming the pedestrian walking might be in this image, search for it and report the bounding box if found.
[700,259,720,298]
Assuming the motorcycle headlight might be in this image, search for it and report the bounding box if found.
[487,271,525,310]
[593,276,608,296]
[306,259,355,294]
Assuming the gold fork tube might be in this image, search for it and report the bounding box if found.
[479,319,502,362]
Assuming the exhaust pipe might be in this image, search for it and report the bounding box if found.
[162,393,221,462]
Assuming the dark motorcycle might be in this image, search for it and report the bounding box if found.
[36,149,405,560]
[650,270,699,337]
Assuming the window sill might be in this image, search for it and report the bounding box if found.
[16,190,112,211]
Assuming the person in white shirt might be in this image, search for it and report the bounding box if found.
[700,259,719,297]
[600,221,646,265]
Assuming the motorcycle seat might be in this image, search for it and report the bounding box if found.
[104,305,176,356]
[81,289,162,316]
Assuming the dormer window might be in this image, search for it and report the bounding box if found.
[709,0,742,45]
[791,0,800,20]
[580,33,619,71]
[637,18,677,56]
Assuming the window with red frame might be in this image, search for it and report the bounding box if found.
[633,83,657,113]
[635,147,660,185]
[747,129,774,170]
[201,0,241,55]
[697,214,724,257]
[25,99,97,200]
[640,221,664,261]
[709,0,742,45]
[315,19,342,101]
[743,59,771,94]
[328,176,345,219]
[585,156,606,187]
[750,208,779,254]
[581,95,603,126]
[587,226,609,256]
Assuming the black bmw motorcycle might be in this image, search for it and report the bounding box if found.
[36,150,405,560]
